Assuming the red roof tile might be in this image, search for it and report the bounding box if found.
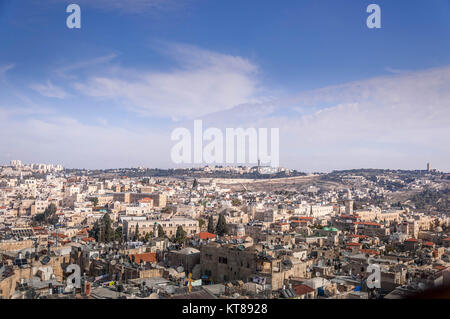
[361,249,379,255]
[346,242,362,247]
[132,252,157,264]
[293,284,314,295]
[198,232,216,240]
[340,215,359,219]
[51,233,68,238]
[347,234,368,239]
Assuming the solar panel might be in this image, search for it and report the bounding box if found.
[41,256,51,265]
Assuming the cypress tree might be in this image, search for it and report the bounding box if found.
[207,215,215,233]
[216,213,228,236]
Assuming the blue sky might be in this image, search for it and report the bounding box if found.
[0,0,449,171]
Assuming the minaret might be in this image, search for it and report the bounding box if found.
[344,189,354,215]
[153,222,159,238]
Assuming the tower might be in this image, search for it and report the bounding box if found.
[344,189,354,215]
[153,222,159,238]
[427,162,431,172]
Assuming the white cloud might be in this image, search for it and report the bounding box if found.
[67,0,178,14]
[30,80,68,99]
[2,55,449,171]
[0,110,171,169]
[0,64,15,82]
[54,53,118,79]
[74,45,261,119]
[197,65,450,171]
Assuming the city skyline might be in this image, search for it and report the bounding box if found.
[1,0,449,171]
[1,159,446,174]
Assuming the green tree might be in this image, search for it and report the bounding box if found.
[114,226,123,242]
[216,213,228,236]
[134,224,140,241]
[231,199,242,207]
[89,213,114,243]
[103,214,114,242]
[175,226,187,244]
[207,215,215,233]
[192,178,198,189]
[198,218,205,229]
[157,224,165,238]
[33,203,58,225]
[88,197,99,207]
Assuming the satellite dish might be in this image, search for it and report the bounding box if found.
[90,253,99,260]
[165,286,176,294]
[110,260,117,266]
[41,256,51,265]
[176,266,184,273]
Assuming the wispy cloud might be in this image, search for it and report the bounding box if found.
[198,65,450,171]
[74,44,262,119]
[384,66,412,74]
[0,64,15,82]
[30,80,68,99]
[0,110,170,169]
[2,65,449,171]
[54,53,118,79]
[54,0,180,14]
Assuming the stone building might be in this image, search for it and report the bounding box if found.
[200,242,308,291]
[167,247,200,274]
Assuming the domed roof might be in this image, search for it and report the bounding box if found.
[323,227,330,231]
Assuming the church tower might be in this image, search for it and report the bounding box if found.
[344,189,354,215]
